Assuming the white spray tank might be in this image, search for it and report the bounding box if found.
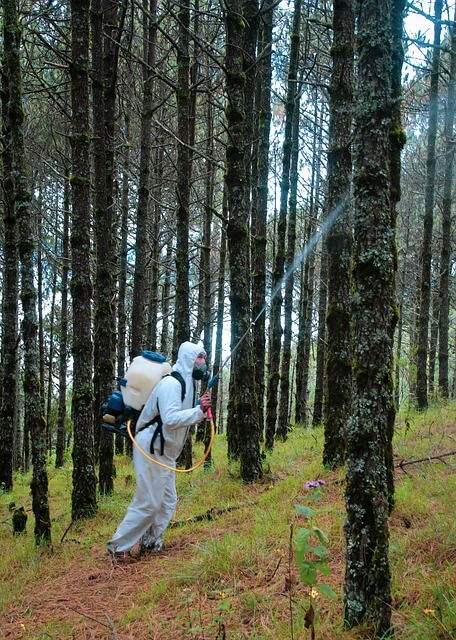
[120,351,172,410]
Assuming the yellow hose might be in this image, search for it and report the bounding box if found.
[126,415,215,473]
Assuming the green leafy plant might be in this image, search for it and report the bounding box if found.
[295,483,336,638]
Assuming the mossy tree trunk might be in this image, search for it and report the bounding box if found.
[295,106,321,426]
[70,0,97,520]
[224,0,262,482]
[114,110,131,456]
[278,86,300,439]
[0,6,20,492]
[174,0,194,467]
[265,0,301,450]
[173,0,192,355]
[174,0,195,466]
[117,111,130,385]
[4,0,52,543]
[416,0,442,409]
[312,247,328,427]
[295,226,310,424]
[211,221,227,432]
[386,0,406,509]
[344,0,400,634]
[55,170,70,468]
[438,6,456,398]
[323,0,354,469]
[131,0,158,359]
[91,0,108,488]
[251,0,274,438]
[148,141,164,351]
[93,0,126,494]
[160,235,173,358]
[428,283,440,396]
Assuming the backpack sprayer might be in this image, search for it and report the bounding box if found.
[101,350,218,472]
[102,351,171,439]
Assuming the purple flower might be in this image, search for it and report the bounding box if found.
[305,479,326,489]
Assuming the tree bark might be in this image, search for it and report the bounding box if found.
[251,0,273,438]
[312,247,328,427]
[0,8,20,491]
[174,0,192,354]
[4,0,52,543]
[416,0,443,409]
[225,0,262,482]
[55,170,70,468]
[323,0,354,468]
[265,0,301,450]
[438,7,456,398]
[277,86,300,439]
[344,0,398,633]
[92,0,122,495]
[131,0,158,358]
[212,222,227,432]
[70,0,97,520]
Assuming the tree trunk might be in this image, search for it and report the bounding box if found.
[175,0,195,468]
[225,0,262,482]
[131,0,158,358]
[160,236,173,358]
[37,201,48,450]
[44,234,57,452]
[91,0,120,495]
[173,0,192,355]
[428,282,440,395]
[277,87,300,440]
[70,0,97,520]
[295,103,322,426]
[251,0,273,437]
[0,9,20,491]
[295,240,310,425]
[55,171,70,468]
[147,143,163,351]
[344,0,398,633]
[323,0,354,468]
[211,217,227,431]
[265,0,301,450]
[114,110,131,457]
[416,0,443,409]
[438,7,456,398]
[4,0,52,543]
[386,0,406,509]
[312,247,328,427]
[117,110,130,383]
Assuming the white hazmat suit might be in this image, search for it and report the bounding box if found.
[107,342,206,554]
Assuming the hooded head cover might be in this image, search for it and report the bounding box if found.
[173,342,207,390]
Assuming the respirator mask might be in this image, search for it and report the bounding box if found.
[192,363,210,382]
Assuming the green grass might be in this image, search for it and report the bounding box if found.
[0,402,455,639]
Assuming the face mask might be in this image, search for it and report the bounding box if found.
[192,363,209,382]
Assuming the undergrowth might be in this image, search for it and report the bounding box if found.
[0,402,455,639]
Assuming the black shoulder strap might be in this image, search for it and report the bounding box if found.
[170,370,186,402]
[138,373,186,456]
[150,406,164,455]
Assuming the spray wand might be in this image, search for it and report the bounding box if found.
[207,193,349,390]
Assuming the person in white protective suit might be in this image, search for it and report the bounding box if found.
[107,341,211,558]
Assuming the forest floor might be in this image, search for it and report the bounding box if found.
[0,403,455,640]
